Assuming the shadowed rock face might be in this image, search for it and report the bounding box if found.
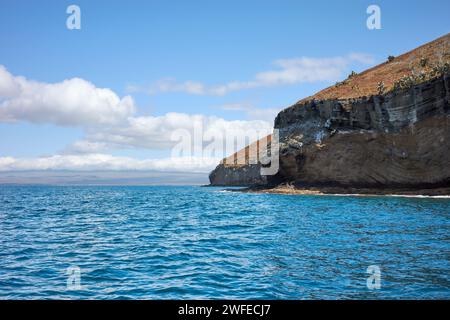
[208,163,268,186]
[275,74,450,188]
[209,34,450,191]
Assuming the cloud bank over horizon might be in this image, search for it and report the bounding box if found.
[0,154,220,173]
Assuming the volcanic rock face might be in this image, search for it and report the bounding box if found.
[209,34,450,192]
[209,75,450,189]
[275,74,450,189]
[208,163,268,186]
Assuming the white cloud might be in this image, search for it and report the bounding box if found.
[0,66,276,174]
[129,53,375,96]
[68,112,273,157]
[0,65,135,126]
[0,65,273,156]
[0,154,221,173]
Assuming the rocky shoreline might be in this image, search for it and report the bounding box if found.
[233,184,450,197]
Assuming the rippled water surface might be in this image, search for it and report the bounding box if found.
[0,185,449,299]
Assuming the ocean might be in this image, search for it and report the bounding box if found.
[0,185,449,299]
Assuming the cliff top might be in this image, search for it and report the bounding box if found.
[297,33,450,104]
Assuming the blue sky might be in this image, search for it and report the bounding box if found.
[0,0,449,176]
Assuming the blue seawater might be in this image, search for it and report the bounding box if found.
[0,185,449,299]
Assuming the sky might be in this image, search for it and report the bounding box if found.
[0,0,449,183]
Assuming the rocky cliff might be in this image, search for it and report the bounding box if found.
[209,33,450,194]
[275,74,450,190]
[208,135,272,186]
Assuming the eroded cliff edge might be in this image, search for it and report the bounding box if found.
[209,34,450,194]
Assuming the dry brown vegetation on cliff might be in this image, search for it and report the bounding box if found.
[298,33,450,103]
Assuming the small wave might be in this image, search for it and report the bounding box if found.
[388,194,450,199]
[246,189,450,199]
[303,193,450,199]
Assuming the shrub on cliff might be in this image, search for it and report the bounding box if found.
[348,71,358,79]
[420,57,429,67]
[392,61,449,92]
